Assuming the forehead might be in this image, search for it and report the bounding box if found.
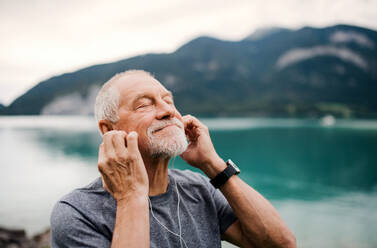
[114,74,170,104]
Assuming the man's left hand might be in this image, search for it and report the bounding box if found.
[180,115,226,178]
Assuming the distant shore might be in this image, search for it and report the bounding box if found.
[0,226,50,248]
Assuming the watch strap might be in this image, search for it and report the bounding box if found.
[210,160,239,188]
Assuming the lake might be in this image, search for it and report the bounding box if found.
[1,116,377,247]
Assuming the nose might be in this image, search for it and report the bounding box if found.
[156,99,175,120]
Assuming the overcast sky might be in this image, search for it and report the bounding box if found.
[0,0,376,105]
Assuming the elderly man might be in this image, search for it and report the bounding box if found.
[50,70,295,248]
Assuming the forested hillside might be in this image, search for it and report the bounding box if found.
[2,24,376,118]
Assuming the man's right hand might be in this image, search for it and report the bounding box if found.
[98,131,149,203]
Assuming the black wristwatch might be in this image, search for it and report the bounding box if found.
[210,159,240,188]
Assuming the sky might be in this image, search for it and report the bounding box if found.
[1,0,376,105]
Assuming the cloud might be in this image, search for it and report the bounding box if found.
[41,85,100,115]
[330,31,375,48]
[276,46,368,70]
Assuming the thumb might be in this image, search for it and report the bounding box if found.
[179,146,192,161]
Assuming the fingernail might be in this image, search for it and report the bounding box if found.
[129,131,138,137]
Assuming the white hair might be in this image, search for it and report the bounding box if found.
[94,69,154,124]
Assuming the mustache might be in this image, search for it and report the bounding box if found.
[147,117,184,134]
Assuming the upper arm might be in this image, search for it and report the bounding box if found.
[211,183,238,234]
[50,201,111,248]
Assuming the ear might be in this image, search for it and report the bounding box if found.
[98,120,114,135]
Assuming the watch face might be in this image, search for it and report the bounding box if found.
[227,159,240,174]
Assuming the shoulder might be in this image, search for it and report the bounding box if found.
[58,177,113,210]
[60,176,105,199]
[50,177,114,246]
[50,177,115,229]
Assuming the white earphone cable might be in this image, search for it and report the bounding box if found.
[148,157,188,248]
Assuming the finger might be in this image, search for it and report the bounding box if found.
[112,131,128,158]
[182,115,194,128]
[98,144,106,167]
[182,115,201,140]
[183,115,205,130]
[98,144,111,175]
[182,116,196,135]
[103,131,117,159]
[126,131,140,155]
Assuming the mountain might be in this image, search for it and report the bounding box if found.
[1,24,377,118]
[243,27,290,41]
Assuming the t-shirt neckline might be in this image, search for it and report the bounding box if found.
[148,173,175,204]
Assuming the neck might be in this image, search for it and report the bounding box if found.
[142,154,171,196]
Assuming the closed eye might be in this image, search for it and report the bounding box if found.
[135,98,153,110]
[137,103,152,109]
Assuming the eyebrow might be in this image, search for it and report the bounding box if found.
[164,91,173,99]
[131,91,174,106]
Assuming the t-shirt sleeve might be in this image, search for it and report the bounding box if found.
[211,187,238,234]
[50,201,111,248]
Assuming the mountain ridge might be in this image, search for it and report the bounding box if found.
[1,24,376,118]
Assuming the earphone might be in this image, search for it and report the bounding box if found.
[148,157,189,248]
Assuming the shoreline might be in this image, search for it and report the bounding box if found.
[0,226,50,248]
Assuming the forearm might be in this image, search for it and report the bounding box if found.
[222,176,295,247]
[111,195,150,248]
[180,115,295,247]
[204,159,296,248]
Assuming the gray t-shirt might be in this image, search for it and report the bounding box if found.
[50,169,237,248]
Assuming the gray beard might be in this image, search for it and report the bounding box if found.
[147,119,188,158]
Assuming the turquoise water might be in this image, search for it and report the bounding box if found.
[1,116,377,247]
